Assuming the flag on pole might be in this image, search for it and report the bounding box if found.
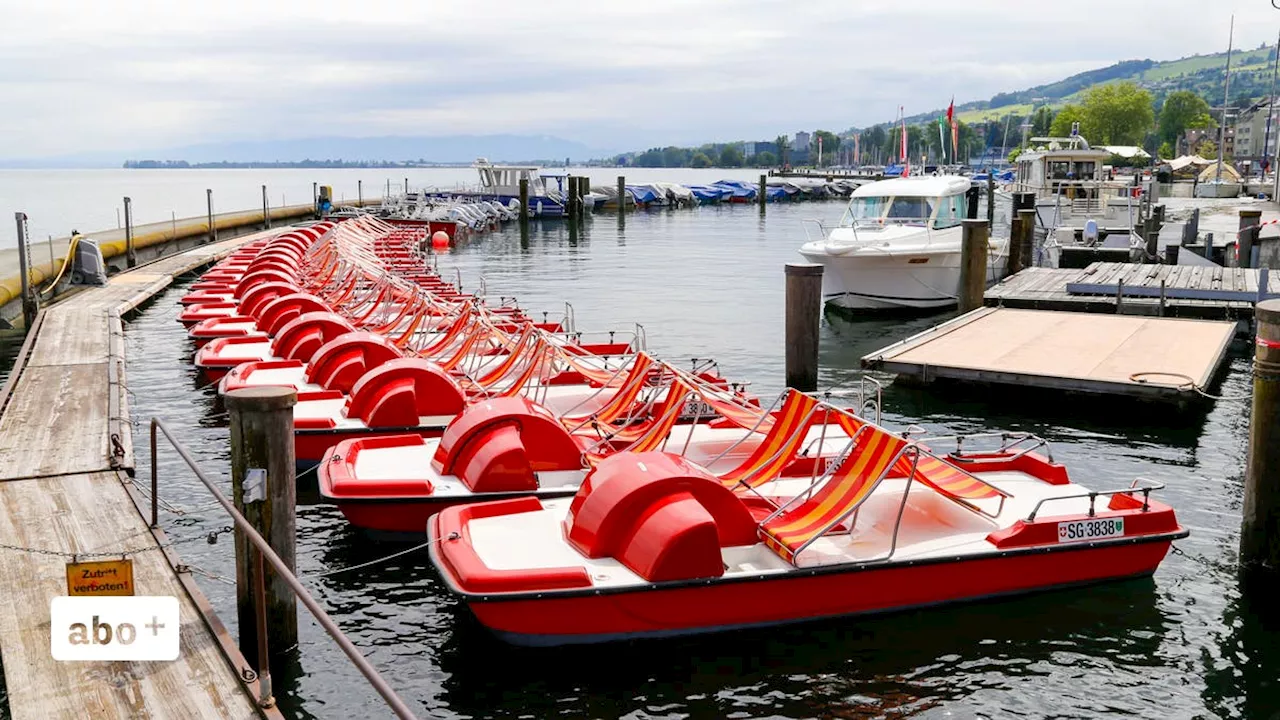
[946,96,956,165]
[951,118,960,163]
[938,116,947,164]
[854,133,860,165]
[900,108,910,176]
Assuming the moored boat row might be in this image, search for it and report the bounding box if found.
[176,214,1187,646]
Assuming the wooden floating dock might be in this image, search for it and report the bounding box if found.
[0,231,286,718]
[985,261,1270,320]
[861,307,1236,402]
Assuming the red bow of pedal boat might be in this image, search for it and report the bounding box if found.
[426,427,1187,646]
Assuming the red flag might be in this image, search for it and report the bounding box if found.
[946,96,954,125]
[899,109,908,163]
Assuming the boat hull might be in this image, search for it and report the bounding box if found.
[1194,182,1242,199]
[798,248,965,310]
[433,529,1179,646]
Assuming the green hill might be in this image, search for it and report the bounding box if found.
[902,44,1277,128]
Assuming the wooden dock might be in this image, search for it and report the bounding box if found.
[985,261,1269,320]
[0,231,287,718]
[861,307,1237,402]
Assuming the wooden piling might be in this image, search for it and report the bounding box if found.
[959,219,988,313]
[986,172,995,227]
[567,176,578,220]
[1140,204,1166,262]
[784,263,823,391]
[206,189,216,244]
[1017,208,1036,273]
[1007,214,1024,275]
[759,174,767,211]
[358,179,363,206]
[1183,208,1200,247]
[124,196,137,268]
[225,386,298,674]
[1240,208,1262,269]
[518,177,530,236]
[1242,298,1280,577]
[617,176,626,212]
[261,185,270,230]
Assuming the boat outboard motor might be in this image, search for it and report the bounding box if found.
[1083,219,1100,247]
[70,234,107,286]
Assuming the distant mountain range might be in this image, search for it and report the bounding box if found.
[0,134,618,169]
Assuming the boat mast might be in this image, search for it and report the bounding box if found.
[1217,15,1234,185]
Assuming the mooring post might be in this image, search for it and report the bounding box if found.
[959,219,989,313]
[784,263,823,391]
[1143,216,1159,263]
[225,387,298,676]
[261,185,271,230]
[617,176,626,213]
[357,179,363,206]
[1242,299,1280,580]
[13,213,35,328]
[403,177,409,195]
[518,177,530,238]
[1184,208,1200,247]
[759,174,767,212]
[1240,208,1262,269]
[986,172,995,228]
[123,196,136,268]
[1017,208,1036,272]
[206,189,216,244]
[1007,212,1024,275]
[567,176,578,221]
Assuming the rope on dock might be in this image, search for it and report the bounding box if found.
[306,532,459,580]
[1128,371,1251,401]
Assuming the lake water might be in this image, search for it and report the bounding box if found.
[0,171,1276,719]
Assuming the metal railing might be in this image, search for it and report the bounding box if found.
[149,418,417,719]
[1024,478,1165,522]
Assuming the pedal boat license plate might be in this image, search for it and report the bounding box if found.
[1057,517,1125,543]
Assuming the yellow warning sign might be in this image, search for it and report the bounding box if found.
[66,559,135,597]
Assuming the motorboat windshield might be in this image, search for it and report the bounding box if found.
[837,187,967,231]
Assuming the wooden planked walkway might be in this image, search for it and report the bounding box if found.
[0,230,288,718]
[862,307,1237,402]
[985,262,1263,319]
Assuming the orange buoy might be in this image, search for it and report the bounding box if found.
[430,230,450,249]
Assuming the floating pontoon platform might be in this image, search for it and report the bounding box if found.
[985,262,1273,320]
[861,307,1237,403]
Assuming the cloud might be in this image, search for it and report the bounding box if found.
[0,0,1272,159]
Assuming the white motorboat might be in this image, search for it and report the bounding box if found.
[798,176,1009,311]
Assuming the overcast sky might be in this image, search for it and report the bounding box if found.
[0,0,1275,159]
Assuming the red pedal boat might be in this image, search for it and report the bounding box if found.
[427,422,1186,646]
[318,387,853,537]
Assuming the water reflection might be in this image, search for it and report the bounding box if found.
[1203,574,1280,719]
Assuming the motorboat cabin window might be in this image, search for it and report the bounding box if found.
[886,197,931,223]
[932,193,965,229]
[839,196,888,226]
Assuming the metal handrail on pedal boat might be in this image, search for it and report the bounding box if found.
[1024,478,1165,522]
